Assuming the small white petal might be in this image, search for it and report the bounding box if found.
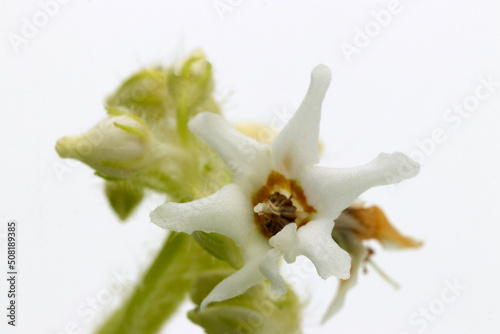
[271,65,331,177]
[189,112,271,190]
[200,259,266,311]
[150,184,254,246]
[296,219,351,280]
[269,223,298,251]
[269,223,299,263]
[259,248,287,295]
[301,152,420,220]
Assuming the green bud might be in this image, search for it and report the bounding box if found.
[189,270,302,334]
[106,67,172,122]
[168,50,214,109]
[167,51,217,140]
[105,180,144,221]
[56,111,153,179]
[189,269,236,307]
[192,231,244,269]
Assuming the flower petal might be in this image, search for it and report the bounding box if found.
[189,112,271,190]
[259,248,287,295]
[295,219,351,280]
[271,65,331,177]
[269,223,299,263]
[301,152,420,220]
[200,259,266,311]
[150,184,254,246]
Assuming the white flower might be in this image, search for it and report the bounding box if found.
[150,65,419,310]
[56,112,152,179]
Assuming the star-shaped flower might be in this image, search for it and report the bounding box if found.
[151,65,419,310]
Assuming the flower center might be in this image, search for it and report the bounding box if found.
[252,171,316,238]
[254,192,297,236]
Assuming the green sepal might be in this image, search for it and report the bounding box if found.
[113,121,148,141]
[94,172,124,182]
[99,155,148,170]
[104,180,144,221]
[192,231,244,269]
[105,106,128,117]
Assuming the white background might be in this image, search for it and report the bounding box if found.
[1,1,500,333]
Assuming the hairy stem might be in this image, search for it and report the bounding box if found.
[96,232,228,334]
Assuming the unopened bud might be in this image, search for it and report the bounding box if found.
[56,112,152,179]
[189,270,302,334]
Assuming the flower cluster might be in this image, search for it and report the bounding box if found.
[151,65,420,310]
[55,51,228,219]
[56,55,421,333]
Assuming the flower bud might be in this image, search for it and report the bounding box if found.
[56,112,152,179]
[168,50,214,109]
[106,67,172,122]
[189,270,302,334]
[167,51,218,140]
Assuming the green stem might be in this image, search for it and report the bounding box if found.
[95,232,228,334]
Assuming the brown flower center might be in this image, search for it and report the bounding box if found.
[252,171,316,238]
[254,192,297,236]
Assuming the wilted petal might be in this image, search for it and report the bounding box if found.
[189,112,271,190]
[322,229,366,323]
[200,259,266,311]
[150,184,254,246]
[301,152,420,220]
[271,65,331,177]
[348,206,423,249]
[295,219,351,280]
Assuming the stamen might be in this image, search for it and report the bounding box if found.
[254,201,281,216]
[254,192,298,237]
[251,171,316,238]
